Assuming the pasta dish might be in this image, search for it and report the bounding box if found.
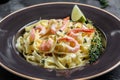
[16,17,103,69]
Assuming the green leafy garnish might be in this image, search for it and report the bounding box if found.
[89,30,105,63]
[98,0,109,8]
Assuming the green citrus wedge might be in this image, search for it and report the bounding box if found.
[71,5,86,22]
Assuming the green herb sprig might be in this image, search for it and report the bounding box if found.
[98,0,109,8]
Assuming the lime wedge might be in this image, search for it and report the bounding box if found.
[71,5,86,22]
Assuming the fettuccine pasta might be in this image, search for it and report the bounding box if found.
[16,17,102,69]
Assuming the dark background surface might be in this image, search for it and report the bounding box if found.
[0,0,120,80]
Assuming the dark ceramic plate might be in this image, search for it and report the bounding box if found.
[0,2,120,80]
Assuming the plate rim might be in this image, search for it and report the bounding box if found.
[0,2,120,80]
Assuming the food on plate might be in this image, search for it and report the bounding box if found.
[15,5,104,69]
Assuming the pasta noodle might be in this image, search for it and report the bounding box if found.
[16,18,102,69]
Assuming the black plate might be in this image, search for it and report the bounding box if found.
[0,2,120,80]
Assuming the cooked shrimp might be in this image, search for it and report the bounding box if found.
[63,16,70,21]
[50,24,57,34]
[58,36,80,53]
[67,31,78,38]
[59,20,69,31]
[50,17,69,34]
[67,28,94,38]
[35,24,47,35]
[40,38,54,51]
[29,29,35,42]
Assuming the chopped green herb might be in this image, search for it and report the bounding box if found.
[89,30,105,63]
[64,32,67,34]
[98,0,109,8]
[83,38,87,43]
[59,30,63,32]
[70,26,74,29]
[29,41,34,45]
[41,59,45,64]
